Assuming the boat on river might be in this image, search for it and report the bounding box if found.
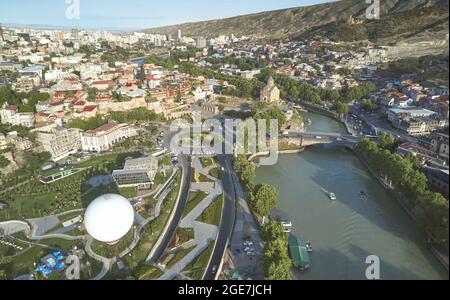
[329,193,336,201]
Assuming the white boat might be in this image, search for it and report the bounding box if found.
[329,193,336,201]
[281,220,293,233]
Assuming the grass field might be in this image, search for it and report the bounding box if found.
[182,191,208,218]
[196,195,224,226]
[182,242,215,280]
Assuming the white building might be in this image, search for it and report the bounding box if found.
[0,105,35,128]
[81,121,137,152]
[37,127,81,161]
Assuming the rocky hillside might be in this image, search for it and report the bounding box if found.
[142,0,448,40]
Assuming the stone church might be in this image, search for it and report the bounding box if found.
[260,77,280,104]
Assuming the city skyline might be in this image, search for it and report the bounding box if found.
[0,0,334,30]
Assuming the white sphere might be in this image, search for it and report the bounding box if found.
[84,194,135,243]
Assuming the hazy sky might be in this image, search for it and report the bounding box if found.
[0,0,334,30]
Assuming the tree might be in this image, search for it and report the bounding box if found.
[0,155,10,168]
[265,256,293,280]
[261,221,285,241]
[335,102,348,119]
[250,184,278,221]
[378,134,396,152]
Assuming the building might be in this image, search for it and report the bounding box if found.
[260,77,280,104]
[37,127,81,161]
[0,104,35,127]
[422,167,449,199]
[388,107,436,124]
[81,121,136,152]
[112,156,158,189]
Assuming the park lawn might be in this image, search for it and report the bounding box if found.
[209,168,220,179]
[176,228,195,245]
[118,186,138,199]
[1,192,59,221]
[124,173,182,273]
[0,245,48,279]
[166,246,196,268]
[196,195,224,227]
[193,172,213,183]
[81,183,119,207]
[153,170,170,186]
[200,157,215,169]
[137,266,164,280]
[91,228,135,259]
[182,191,208,218]
[182,242,215,280]
[39,238,78,250]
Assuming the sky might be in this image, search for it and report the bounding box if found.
[0,0,334,30]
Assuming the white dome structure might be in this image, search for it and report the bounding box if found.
[84,194,135,244]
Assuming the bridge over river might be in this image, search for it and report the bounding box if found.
[282,131,362,147]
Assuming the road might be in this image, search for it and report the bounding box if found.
[146,154,192,263]
[203,154,237,280]
[349,104,418,144]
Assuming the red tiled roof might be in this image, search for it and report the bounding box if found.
[3,105,18,111]
[83,105,98,112]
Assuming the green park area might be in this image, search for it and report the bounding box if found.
[196,195,224,226]
[181,242,215,280]
[183,191,208,218]
[0,151,140,222]
[122,172,182,278]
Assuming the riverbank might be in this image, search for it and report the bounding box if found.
[352,149,449,271]
[255,146,448,280]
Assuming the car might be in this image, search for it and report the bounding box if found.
[246,252,256,257]
[315,136,322,139]
[243,241,253,246]
[211,265,218,275]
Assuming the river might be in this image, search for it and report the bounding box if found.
[255,112,448,280]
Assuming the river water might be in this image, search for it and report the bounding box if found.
[255,112,448,280]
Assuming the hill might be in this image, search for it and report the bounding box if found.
[298,4,449,43]
[142,0,449,40]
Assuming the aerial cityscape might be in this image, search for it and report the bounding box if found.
[0,0,448,283]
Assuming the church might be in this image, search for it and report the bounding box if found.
[260,77,280,104]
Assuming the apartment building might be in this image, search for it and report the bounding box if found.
[81,121,137,152]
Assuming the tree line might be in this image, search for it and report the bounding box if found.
[355,137,449,247]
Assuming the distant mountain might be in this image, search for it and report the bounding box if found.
[142,0,449,41]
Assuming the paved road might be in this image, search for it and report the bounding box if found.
[204,154,236,280]
[146,154,192,263]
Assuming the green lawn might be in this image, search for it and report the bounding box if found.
[182,191,208,218]
[0,245,48,279]
[194,173,213,183]
[176,228,195,245]
[124,173,182,276]
[200,157,215,169]
[81,183,119,207]
[209,168,220,179]
[166,246,196,268]
[182,242,215,280]
[196,195,224,226]
[91,228,135,259]
[118,186,138,199]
